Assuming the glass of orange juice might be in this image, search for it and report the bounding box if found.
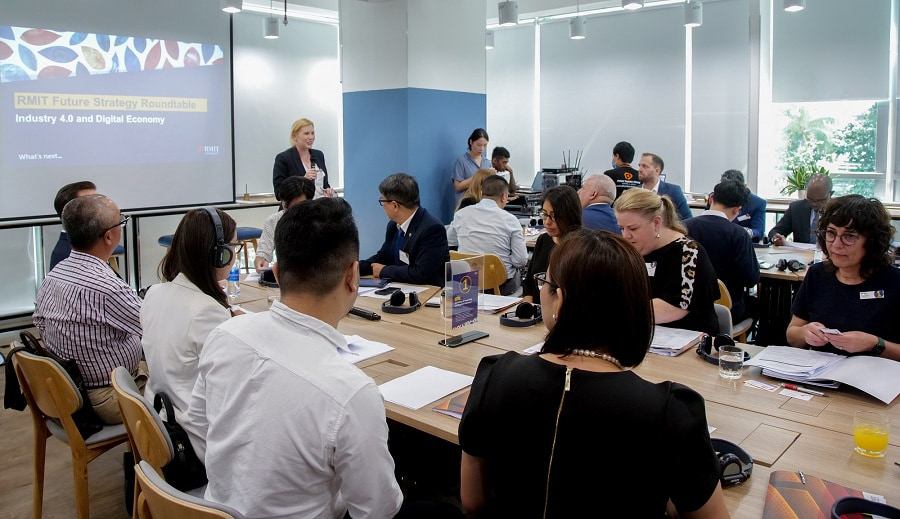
[853,411,890,458]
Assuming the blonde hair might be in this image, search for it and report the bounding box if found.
[289,118,314,145]
[457,168,496,209]
[613,188,687,234]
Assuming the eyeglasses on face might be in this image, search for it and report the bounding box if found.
[821,228,860,246]
[377,198,397,207]
[533,272,558,292]
[539,210,556,222]
[98,214,130,237]
[227,242,244,255]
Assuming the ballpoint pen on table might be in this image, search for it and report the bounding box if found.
[797,470,806,484]
[781,383,828,397]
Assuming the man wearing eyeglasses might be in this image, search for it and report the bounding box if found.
[768,174,833,246]
[359,173,449,287]
[34,194,144,424]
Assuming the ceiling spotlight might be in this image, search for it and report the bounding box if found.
[622,0,643,10]
[498,1,518,26]
[485,31,495,50]
[569,17,586,40]
[783,0,805,12]
[264,16,280,39]
[684,1,702,27]
[221,0,242,14]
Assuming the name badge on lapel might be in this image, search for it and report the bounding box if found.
[860,290,884,300]
[737,214,751,222]
[646,261,657,277]
[399,251,410,265]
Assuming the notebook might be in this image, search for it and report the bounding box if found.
[762,470,885,519]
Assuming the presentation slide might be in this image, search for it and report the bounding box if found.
[0,25,233,220]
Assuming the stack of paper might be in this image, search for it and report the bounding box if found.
[378,366,474,410]
[340,335,394,364]
[746,346,900,403]
[476,293,521,313]
[650,326,703,356]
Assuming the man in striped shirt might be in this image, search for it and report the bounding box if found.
[34,194,144,424]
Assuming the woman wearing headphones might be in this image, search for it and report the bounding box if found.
[787,195,899,360]
[459,230,728,517]
[141,208,241,423]
[615,188,720,335]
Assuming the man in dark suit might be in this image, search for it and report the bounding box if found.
[49,180,96,272]
[686,180,760,323]
[577,174,620,234]
[360,173,449,286]
[718,170,767,241]
[768,174,833,246]
[638,153,693,221]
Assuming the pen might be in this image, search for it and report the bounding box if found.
[797,470,806,484]
[782,383,827,397]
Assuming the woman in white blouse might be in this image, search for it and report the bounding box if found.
[141,208,239,423]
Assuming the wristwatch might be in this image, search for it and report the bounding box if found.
[871,336,886,357]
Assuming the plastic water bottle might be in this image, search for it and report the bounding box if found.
[226,266,241,301]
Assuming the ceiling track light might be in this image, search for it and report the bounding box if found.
[485,31,495,49]
[684,1,702,27]
[783,0,805,12]
[498,1,519,26]
[622,0,644,10]
[569,17,586,39]
[221,0,242,14]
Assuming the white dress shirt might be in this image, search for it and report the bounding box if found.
[141,273,231,424]
[185,301,403,519]
[256,209,284,263]
[447,198,527,279]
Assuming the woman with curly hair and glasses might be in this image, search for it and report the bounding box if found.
[787,195,900,360]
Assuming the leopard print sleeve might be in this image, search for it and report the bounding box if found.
[677,237,701,310]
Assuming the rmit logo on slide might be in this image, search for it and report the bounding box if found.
[198,145,220,155]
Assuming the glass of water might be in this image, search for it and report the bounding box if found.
[718,345,744,379]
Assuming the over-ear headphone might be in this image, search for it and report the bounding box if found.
[711,438,753,486]
[776,258,806,272]
[528,218,544,228]
[382,290,420,314]
[696,334,750,365]
[204,207,233,269]
[500,302,542,327]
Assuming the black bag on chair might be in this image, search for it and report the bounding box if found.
[153,392,207,491]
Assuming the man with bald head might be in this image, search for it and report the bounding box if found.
[768,173,833,246]
[578,174,620,234]
[34,194,144,424]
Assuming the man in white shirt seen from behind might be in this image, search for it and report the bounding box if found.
[448,175,527,295]
[185,198,403,519]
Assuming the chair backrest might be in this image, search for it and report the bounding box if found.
[449,251,506,294]
[715,279,733,309]
[111,367,174,473]
[135,461,243,519]
[714,303,733,336]
[13,350,85,443]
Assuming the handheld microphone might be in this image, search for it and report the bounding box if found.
[349,306,381,321]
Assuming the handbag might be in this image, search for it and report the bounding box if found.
[153,391,208,491]
[8,331,103,440]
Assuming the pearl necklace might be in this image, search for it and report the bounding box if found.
[571,349,624,370]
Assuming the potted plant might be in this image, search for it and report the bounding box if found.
[781,165,830,198]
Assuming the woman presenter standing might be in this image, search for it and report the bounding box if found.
[272,118,333,199]
[452,128,491,204]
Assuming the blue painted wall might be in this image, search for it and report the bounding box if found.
[343,87,486,258]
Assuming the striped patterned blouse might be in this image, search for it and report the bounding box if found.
[33,251,143,388]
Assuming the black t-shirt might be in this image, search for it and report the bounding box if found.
[603,166,642,200]
[459,352,721,518]
[644,237,720,335]
[521,233,555,304]
[791,263,900,356]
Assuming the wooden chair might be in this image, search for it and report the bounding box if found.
[111,367,174,518]
[12,350,129,519]
[449,251,507,294]
[134,461,244,519]
[714,303,733,337]
[715,279,754,343]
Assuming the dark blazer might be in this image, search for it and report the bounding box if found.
[685,214,760,322]
[657,181,693,222]
[359,208,450,287]
[733,193,767,240]
[49,232,70,272]
[272,147,329,199]
[768,199,814,244]
[581,204,620,234]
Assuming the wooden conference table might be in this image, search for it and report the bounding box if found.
[239,279,898,518]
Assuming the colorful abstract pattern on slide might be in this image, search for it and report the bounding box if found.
[0,26,224,83]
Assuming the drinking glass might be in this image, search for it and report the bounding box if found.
[854,411,889,458]
[718,345,744,380]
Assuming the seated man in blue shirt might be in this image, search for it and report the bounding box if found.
[49,180,97,272]
[447,175,527,295]
[719,169,766,241]
[638,153,693,222]
[359,173,450,286]
[577,174,620,234]
[686,180,760,323]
